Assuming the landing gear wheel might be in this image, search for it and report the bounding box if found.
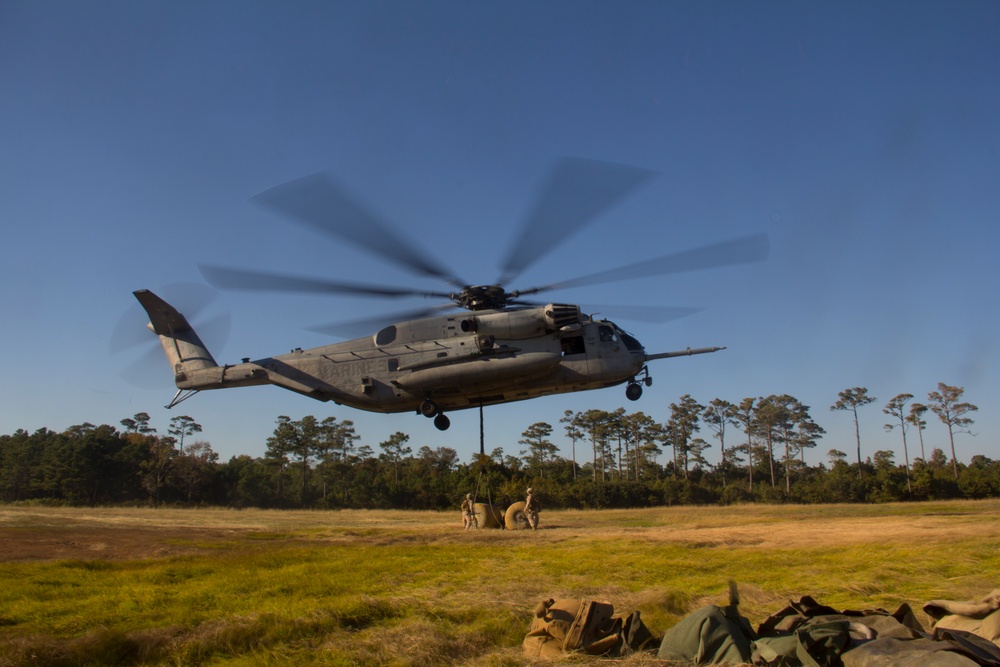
[625,383,643,401]
[420,399,438,418]
[473,503,504,529]
[434,413,451,431]
[644,376,653,387]
[504,501,535,530]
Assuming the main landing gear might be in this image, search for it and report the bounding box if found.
[626,366,654,401]
[419,399,451,431]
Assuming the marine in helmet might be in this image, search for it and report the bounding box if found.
[461,492,476,530]
[524,487,539,530]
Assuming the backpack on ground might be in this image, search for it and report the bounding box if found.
[522,598,655,657]
[925,590,1000,647]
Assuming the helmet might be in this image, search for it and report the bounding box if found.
[527,488,533,494]
[466,493,472,499]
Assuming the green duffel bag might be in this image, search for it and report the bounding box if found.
[657,603,757,664]
[753,619,852,667]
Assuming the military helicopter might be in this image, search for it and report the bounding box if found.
[134,159,768,431]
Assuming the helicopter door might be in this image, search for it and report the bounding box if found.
[560,333,585,356]
[584,324,620,376]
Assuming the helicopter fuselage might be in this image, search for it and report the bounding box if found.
[135,289,724,430]
[173,303,645,415]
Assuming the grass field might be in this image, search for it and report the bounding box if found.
[2,500,999,666]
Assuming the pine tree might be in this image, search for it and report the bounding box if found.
[927,383,978,480]
[883,393,914,495]
[830,387,877,479]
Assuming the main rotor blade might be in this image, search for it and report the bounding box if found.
[253,173,462,286]
[517,233,770,296]
[497,158,655,285]
[200,265,453,300]
[306,304,459,339]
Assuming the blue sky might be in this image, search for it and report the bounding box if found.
[2,1,997,468]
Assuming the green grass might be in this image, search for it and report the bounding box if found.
[1,500,999,665]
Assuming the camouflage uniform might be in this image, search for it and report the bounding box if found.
[524,488,539,530]
[461,493,476,529]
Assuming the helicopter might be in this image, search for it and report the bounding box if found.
[134,159,769,431]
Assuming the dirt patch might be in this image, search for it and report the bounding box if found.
[2,502,997,562]
[0,525,254,561]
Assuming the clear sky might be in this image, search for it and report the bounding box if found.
[2,1,997,468]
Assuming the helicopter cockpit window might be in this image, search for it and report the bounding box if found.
[375,325,397,346]
[606,322,643,352]
[619,331,643,352]
[598,326,616,343]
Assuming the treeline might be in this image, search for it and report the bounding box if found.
[0,383,993,509]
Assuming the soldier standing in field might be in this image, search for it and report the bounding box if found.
[461,493,476,529]
[524,487,539,530]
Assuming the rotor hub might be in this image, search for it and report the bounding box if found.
[452,285,509,311]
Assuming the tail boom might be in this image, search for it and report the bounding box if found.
[133,289,333,398]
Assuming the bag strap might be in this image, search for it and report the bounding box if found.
[563,599,593,651]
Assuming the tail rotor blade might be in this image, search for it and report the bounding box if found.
[119,344,174,390]
[197,312,232,354]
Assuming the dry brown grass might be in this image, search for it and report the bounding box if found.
[4,501,993,554]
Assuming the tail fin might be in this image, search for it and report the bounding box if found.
[133,289,218,380]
